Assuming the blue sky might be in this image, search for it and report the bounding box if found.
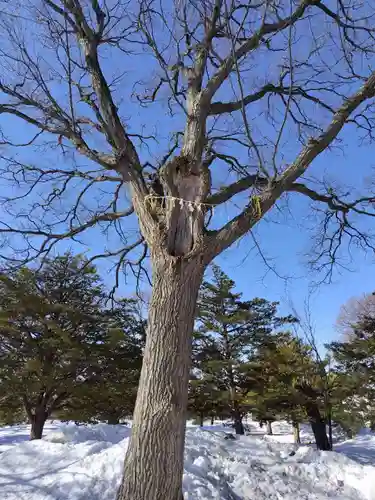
[0,2,374,351]
[212,127,375,350]
[93,118,375,351]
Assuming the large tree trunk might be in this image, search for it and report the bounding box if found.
[327,405,333,450]
[293,421,301,444]
[266,420,273,436]
[117,258,204,500]
[310,419,331,450]
[233,408,244,435]
[107,414,120,425]
[305,404,331,451]
[30,410,47,440]
[199,412,204,427]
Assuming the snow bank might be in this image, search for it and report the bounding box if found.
[0,423,128,500]
[0,422,374,500]
[184,429,374,500]
[44,422,130,444]
[335,432,375,466]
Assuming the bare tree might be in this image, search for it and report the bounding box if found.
[0,1,375,498]
[291,294,333,450]
[337,294,375,340]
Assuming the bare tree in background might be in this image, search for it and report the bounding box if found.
[337,294,375,340]
[0,1,375,498]
[291,295,334,450]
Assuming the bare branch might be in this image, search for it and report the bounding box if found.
[206,174,268,206]
[0,0,374,284]
[203,0,312,102]
[289,182,375,216]
[209,84,336,116]
[209,70,375,258]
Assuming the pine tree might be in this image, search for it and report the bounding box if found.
[194,265,296,434]
[58,299,145,425]
[1,3,375,496]
[0,254,143,438]
[328,311,375,432]
[250,334,333,450]
[329,314,375,380]
[188,373,223,426]
[245,334,306,437]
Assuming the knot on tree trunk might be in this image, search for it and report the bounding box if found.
[159,155,205,257]
[166,155,194,178]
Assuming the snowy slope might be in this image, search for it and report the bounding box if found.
[0,421,374,500]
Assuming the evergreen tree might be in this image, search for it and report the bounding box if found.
[326,372,368,438]
[328,310,375,431]
[93,305,144,425]
[245,334,309,439]
[1,2,375,496]
[250,334,347,450]
[188,373,223,426]
[194,265,296,434]
[61,300,145,424]
[0,254,142,438]
[329,314,375,380]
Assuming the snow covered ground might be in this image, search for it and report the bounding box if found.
[0,420,374,500]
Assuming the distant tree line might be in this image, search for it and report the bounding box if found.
[188,265,374,450]
[0,253,145,439]
[0,255,372,449]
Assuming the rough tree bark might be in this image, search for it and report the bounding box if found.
[22,395,48,440]
[117,257,205,500]
[0,2,374,499]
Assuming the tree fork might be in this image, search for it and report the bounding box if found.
[30,408,47,440]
